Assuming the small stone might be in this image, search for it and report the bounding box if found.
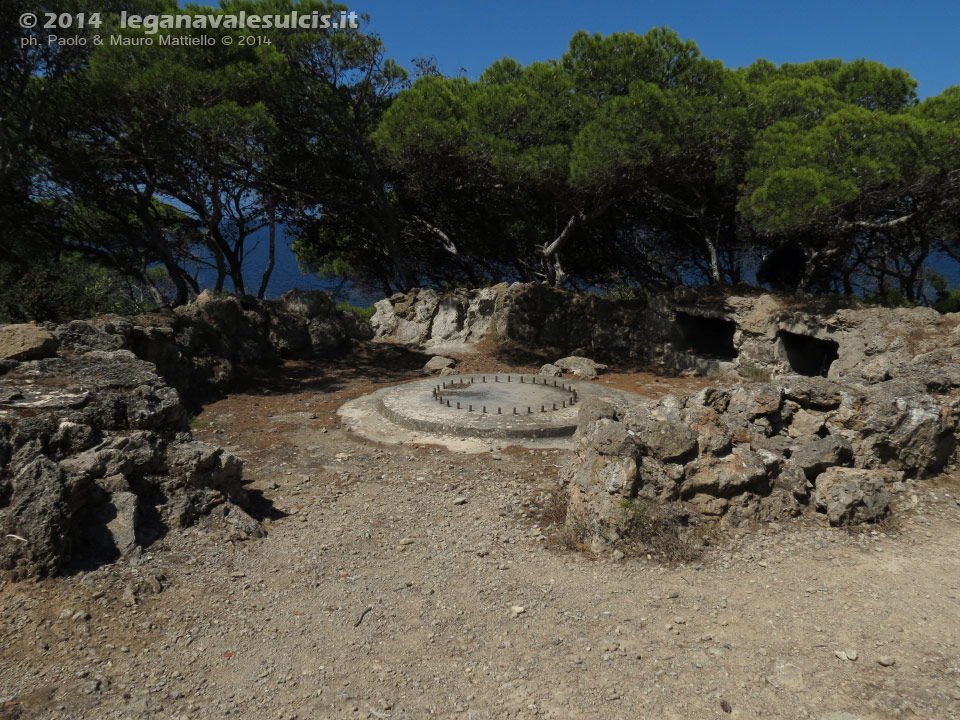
[845,649,858,661]
[667,591,679,599]
[877,656,896,667]
[452,497,468,506]
[423,356,455,373]
[511,606,526,616]
[398,537,414,546]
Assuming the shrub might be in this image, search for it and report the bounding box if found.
[336,300,377,322]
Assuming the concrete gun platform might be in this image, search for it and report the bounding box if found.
[379,374,582,439]
[340,373,645,452]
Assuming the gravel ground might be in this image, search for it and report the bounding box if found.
[1,356,959,720]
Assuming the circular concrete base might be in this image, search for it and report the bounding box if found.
[339,373,644,452]
[380,374,581,439]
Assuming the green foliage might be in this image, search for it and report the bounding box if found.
[933,290,960,314]
[5,6,960,306]
[335,301,376,322]
[0,253,144,323]
[861,288,921,308]
[738,363,772,382]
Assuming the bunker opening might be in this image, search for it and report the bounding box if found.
[777,330,839,377]
[673,313,737,360]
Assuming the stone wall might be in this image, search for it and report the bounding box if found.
[371,283,668,359]
[43,288,373,407]
[0,289,369,579]
[371,284,960,390]
[565,376,959,541]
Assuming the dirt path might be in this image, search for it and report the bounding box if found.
[1,357,959,719]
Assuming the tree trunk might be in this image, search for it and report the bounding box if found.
[212,245,227,292]
[703,235,722,284]
[258,207,277,299]
[796,249,820,294]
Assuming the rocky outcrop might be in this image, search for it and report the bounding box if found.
[370,283,662,358]
[370,285,960,391]
[0,289,372,580]
[554,356,609,380]
[423,356,455,373]
[0,351,256,580]
[48,289,369,406]
[0,324,60,361]
[564,376,958,541]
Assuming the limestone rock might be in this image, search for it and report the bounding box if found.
[0,324,60,361]
[424,356,455,373]
[281,289,335,319]
[688,493,729,516]
[369,298,399,338]
[0,457,75,578]
[554,356,608,380]
[787,408,825,438]
[307,318,347,352]
[683,405,734,456]
[791,434,853,480]
[726,383,783,418]
[429,297,464,343]
[681,447,768,498]
[637,418,699,463]
[779,376,844,410]
[539,363,562,377]
[105,491,140,555]
[813,467,890,525]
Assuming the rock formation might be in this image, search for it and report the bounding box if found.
[0,289,366,579]
[370,284,960,390]
[564,376,958,541]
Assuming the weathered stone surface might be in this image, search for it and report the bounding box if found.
[726,383,783,418]
[0,342,256,580]
[539,363,562,377]
[633,414,699,463]
[688,493,729,516]
[683,405,734,456]
[681,447,768,498]
[787,408,825,438]
[576,397,619,427]
[780,376,844,409]
[635,456,681,502]
[372,285,960,392]
[772,460,811,501]
[0,457,76,578]
[813,467,890,525]
[566,448,640,543]
[791,435,854,480]
[562,362,953,533]
[307,318,348,352]
[585,420,639,458]
[430,296,464,342]
[0,324,60,361]
[105,490,140,555]
[424,356,455,373]
[554,356,609,380]
[281,289,335,319]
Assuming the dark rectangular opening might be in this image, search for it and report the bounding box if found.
[777,331,838,377]
[673,312,737,360]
